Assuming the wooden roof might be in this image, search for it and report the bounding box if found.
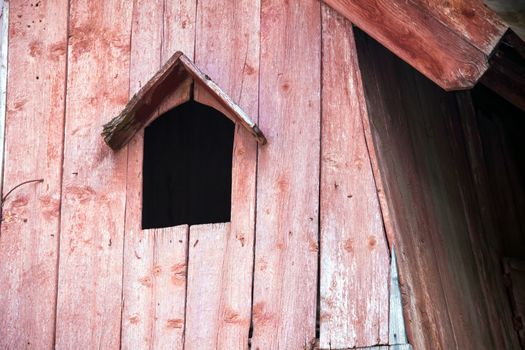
[102,52,266,150]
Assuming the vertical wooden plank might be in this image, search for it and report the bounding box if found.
[184,223,230,350]
[162,0,195,63]
[158,0,195,115]
[121,0,195,348]
[121,2,164,347]
[152,227,188,349]
[54,1,132,348]
[121,226,188,350]
[252,0,321,349]
[121,226,156,349]
[193,0,259,348]
[0,1,68,348]
[0,0,8,197]
[319,5,389,349]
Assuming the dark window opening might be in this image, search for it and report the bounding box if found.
[142,100,235,229]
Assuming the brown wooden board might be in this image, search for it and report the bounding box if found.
[323,0,491,90]
[54,1,132,348]
[192,0,260,347]
[121,0,196,347]
[0,1,68,348]
[252,0,321,348]
[319,5,389,348]
[355,29,520,349]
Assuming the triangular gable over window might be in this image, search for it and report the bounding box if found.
[102,51,266,150]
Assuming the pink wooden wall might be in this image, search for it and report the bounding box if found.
[0,1,391,349]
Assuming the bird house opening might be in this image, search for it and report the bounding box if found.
[141,100,235,229]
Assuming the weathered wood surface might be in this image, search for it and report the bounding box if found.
[121,226,188,350]
[184,223,230,350]
[121,0,195,348]
[0,1,68,348]
[319,5,389,349]
[54,1,132,348]
[192,0,260,348]
[252,0,321,348]
[323,0,496,90]
[355,29,519,349]
[412,0,506,55]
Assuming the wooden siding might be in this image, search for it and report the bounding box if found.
[0,1,520,349]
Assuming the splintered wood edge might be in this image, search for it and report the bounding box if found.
[102,51,266,151]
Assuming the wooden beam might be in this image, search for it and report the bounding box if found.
[411,0,506,56]
[323,0,505,90]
